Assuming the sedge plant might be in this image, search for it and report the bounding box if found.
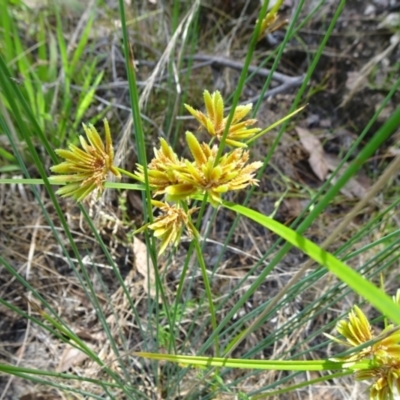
[47,88,400,399]
[2,0,400,399]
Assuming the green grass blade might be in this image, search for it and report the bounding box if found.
[74,68,104,129]
[69,12,95,74]
[222,200,400,326]
[135,351,372,371]
[0,0,14,64]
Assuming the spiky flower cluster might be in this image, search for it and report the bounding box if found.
[50,119,120,201]
[148,200,199,256]
[184,90,260,148]
[135,131,262,207]
[257,2,282,41]
[130,91,263,254]
[51,91,262,254]
[326,295,400,400]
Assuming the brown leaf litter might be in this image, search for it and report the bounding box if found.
[295,126,370,199]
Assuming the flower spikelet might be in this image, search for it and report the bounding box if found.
[337,305,373,347]
[165,132,263,205]
[148,201,199,255]
[135,134,262,205]
[257,8,279,41]
[372,326,400,363]
[50,119,120,201]
[327,301,400,399]
[184,90,260,148]
[134,139,186,195]
[355,366,400,399]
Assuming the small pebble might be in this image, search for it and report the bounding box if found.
[364,4,376,15]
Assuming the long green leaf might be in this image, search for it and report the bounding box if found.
[221,201,400,326]
[135,352,372,371]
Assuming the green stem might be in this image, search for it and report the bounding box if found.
[116,166,142,181]
[215,1,271,163]
[193,238,219,356]
[171,194,210,343]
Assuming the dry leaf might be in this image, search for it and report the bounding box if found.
[295,127,369,199]
[295,127,328,180]
[133,237,157,300]
[282,198,308,218]
[75,330,100,341]
[324,153,369,199]
[128,191,144,212]
[56,346,88,372]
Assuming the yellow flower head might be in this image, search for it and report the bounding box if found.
[134,134,262,206]
[337,305,373,347]
[184,90,260,148]
[356,366,400,400]
[257,6,282,41]
[134,138,186,196]
[372,326,400,363]
[148,201,199,255]
[50,119,120,201]
[165,132,263,205]
[326,301,400,399]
